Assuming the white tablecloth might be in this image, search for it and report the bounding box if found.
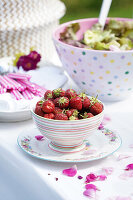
[0,75,133,200]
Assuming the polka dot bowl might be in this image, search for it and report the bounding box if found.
[53,18,133,101]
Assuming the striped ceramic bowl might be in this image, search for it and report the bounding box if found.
[30,101,104,150]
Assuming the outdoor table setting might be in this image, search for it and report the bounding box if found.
[0,0,133,199]
[1,76,133,200]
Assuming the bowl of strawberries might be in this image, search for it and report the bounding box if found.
[31,88,104,153]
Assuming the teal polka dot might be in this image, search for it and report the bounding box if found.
[82,51,86,55]
[125,71,129,74]
[108,93,112,96]
[128,88,132,91]
[82,82,86,85]
[73,70,77,74]
[108,81,112,84]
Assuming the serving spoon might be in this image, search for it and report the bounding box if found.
[98,0,112,29]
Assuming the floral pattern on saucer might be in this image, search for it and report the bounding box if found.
[18,127,121,163]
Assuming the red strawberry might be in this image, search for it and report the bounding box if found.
[65,89,77,99]
[42,100,55,113]
[65,110,72,118]
[44,113,55,119]
[53,97,60,106]
[69,116,78,120]
[69,96,82,110]
[36,100,44,107]
[54,97,69,109]
[66,109,79,117]
[71,109,79,116]
[82,98,91,110]
[52,88,65,98]
[83,112,94,119]
[35,106,44,117]
[53,107,63,114]
[44,90,53,100]
[78,92,88,100]
[55,113,68,120]
[90,102,103,115]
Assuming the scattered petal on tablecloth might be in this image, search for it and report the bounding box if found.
[35,135,45,141]
[85,173,107,183]
[85,173,98,183]
[129,144,133,148]
[119,170,133,180]
[77,175,83,179]
[102,115,111,125]
[117,154,132,161]
[100,167,114,176]
[85,184,99,191]
[106,196,132,200]
[125,164,133,171]
[62,165,77,177]
[97,175,107,181]
[83,188,97,199]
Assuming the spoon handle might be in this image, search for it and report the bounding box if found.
[98,0,112,29]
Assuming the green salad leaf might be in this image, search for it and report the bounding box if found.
[60,19,133,51]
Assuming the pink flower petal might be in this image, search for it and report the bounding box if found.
[85,184,99,191]
[106,197,132,200]
[101,167,114,176]
[83,189,96,198]
[85,173,98,183]
[97,175,107,181]
[85,173,107,183]
[78,175,83,179]
[35,135,44,141]
[117,154,131,161]
[119,171,133,180]
[102,115,111,125]
[62,165,77,177]
[125,164,133,170]
[129,144,133,148]
[115,196,132,200]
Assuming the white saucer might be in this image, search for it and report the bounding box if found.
[17,127,122,163]
[0,59,68,122]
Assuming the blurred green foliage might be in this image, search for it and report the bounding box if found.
[60,0,133,23]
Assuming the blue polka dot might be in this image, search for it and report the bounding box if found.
[93,56,98,60]
[114,75,118,79]
[121,55,125,59]
[78,58,82,62]
[81,69,85,72]
[99,65,104,69]
[91,80,95,83]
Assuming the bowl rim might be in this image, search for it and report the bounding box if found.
[30,96,104,123]
[52,17,133,54]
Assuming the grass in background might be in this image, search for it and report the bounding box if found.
[60,0,133,23]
